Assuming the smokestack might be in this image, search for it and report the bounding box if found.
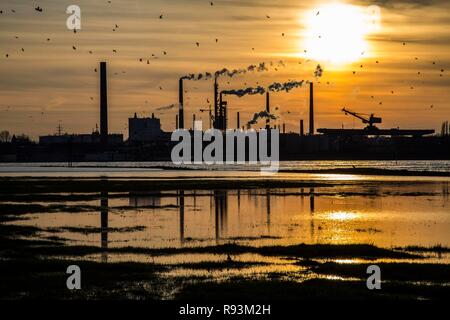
[192,114,196,130]
[178,78,184,129]
[309,82,314,135]
[283,123,286,134]
[237,112,240,129]
[266,92,270,129]
[100,62,108,145]
[300,119,304,137]
[214,77,219,126]
[217,89,227,130]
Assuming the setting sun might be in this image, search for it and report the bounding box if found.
[303,3,379,65]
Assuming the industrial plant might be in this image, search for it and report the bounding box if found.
[0,62,448,162]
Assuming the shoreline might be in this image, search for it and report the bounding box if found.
[1,166,450,177]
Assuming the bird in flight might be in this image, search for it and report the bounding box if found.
[35,6,43,12]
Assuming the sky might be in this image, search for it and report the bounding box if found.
[0,0,449,139]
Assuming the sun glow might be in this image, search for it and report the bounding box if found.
[302,3,380,65]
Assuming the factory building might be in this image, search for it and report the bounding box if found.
[128,113,164,142]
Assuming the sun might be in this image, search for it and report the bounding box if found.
[302,3,379,65]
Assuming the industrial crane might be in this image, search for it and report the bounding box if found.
[342,108,382,129]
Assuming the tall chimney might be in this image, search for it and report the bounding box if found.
[237,112,240,129]
[283,123,286,134]
[300,119,304,137]
[214,77,219,127]
[309,82,314,135]
[178,78,184,129]
[265,92,270,129]
[100,62,108,145]
[192,114,196,130]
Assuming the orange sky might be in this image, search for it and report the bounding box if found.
[0,0,449,139]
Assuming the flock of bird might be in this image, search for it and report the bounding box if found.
[0,1,447,118]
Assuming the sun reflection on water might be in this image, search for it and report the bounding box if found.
[327,211,360,221]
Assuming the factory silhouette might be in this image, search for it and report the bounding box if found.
[1,61,449,162]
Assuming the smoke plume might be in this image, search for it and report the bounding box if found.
[156,103,179,111]
[314,64,323,77]
[247,111,278,127]
[222,86,266,97]
[268,80,305,92]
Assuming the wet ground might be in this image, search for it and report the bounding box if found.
[0,175,449,300]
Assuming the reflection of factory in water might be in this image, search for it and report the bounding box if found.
[86,180,449,254]
[99,188,317,254]
[3,61,449,162]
